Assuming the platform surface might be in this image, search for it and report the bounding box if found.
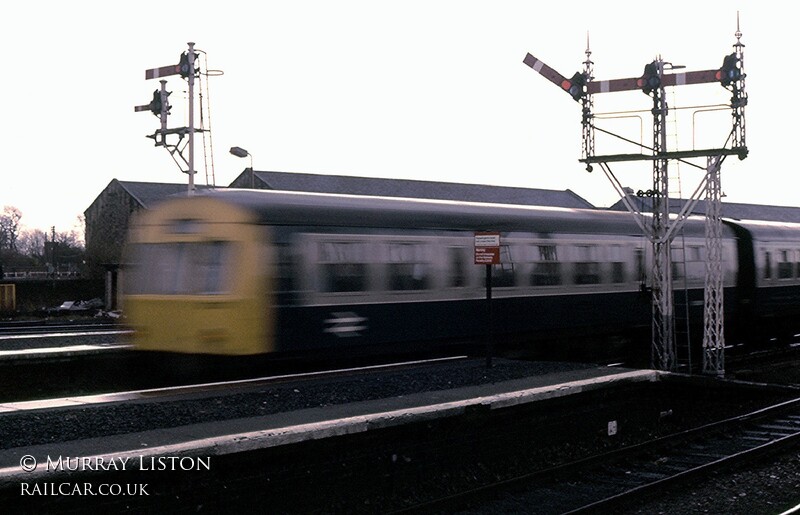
[0,361,660,483]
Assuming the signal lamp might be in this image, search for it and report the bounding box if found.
[637,62,661,95]
[716,53,742,86]
[561,72,587,101]
[179,52,198,78]
[149,90,162,116]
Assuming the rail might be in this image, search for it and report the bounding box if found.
[393,397,800,514]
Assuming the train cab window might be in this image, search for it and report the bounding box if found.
[194,242,232,294]
[530,244,561,286]
[574,245,601,285]
[126,242,232,295]
[388,243,430,290]
[447,247,467,287]
[491,245,515,287]
[778,250,793,280]
[319,242,369,293]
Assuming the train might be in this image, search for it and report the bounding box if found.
[122,188,800,363]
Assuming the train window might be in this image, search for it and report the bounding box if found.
[635,248,646,283]
[447,247,467,287]
[794,250,800,277]
[126,242,232,295]
[322,263,367,292]
[764,251,772,280]
[672,261,684,280]
[609,245,625,283]
[778,250,793,280]
[611,262,625,283]
[275,244,294,292]
[574,245,601,285]
[388,243,430,290]
[575,262,601,284]
[319,242,369,293]
[491,245,515,287]
[530,245,561,286]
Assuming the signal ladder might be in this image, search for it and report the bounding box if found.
[666,88,693,372]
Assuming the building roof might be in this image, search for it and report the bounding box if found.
[609,196,800,223]
[229,170,595,209]
[83,179,212,217]
[116,180,209,208]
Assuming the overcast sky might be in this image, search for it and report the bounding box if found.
[2,1,783,233]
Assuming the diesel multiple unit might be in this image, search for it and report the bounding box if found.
[123,189,800,359]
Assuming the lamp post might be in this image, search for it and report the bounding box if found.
[229,146,254,188]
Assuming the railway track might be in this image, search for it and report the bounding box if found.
[726,342,800,384]
[0,354,469,412]
[0,321,132,362]
[395,396,800,514]
[0,319,119,335]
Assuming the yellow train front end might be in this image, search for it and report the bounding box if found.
[123,196,274,355]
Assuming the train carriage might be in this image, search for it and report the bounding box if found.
[727,219,800,343]
[123,189,744,360]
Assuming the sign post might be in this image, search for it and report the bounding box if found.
[475,232,500,368]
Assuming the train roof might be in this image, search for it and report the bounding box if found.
[725,218,800,242]
[182,188,713,238]
[612,196,800,223]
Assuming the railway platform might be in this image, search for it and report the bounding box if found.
[0,360,660,482]
[2,357,796,513]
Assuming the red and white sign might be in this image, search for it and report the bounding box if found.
[474,232,501,265]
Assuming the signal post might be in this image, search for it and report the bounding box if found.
[134,42,204,194]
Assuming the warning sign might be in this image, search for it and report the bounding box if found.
[474,232,501,265]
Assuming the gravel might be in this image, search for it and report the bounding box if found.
[0,358,594,449]
[617,449,800,515]
[614,362,800,515]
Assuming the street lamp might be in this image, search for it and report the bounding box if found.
[229,146,255,188]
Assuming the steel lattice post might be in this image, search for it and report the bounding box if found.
[650,79,676,372]
[703,156,725,375]
[581,42,595,164]
[731,26,747,154]
[187,42,197,195]
[732,84,746,152]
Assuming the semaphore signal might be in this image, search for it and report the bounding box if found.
[134,42,205,195]
[521,14,748,377]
